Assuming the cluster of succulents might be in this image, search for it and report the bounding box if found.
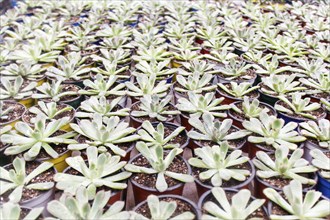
[0,0,329,219]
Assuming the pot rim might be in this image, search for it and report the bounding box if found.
[128,152,192,192]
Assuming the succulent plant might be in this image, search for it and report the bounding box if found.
[176,92,230,118]
[138,121,185,149]
[230,97,270,119]
[175,72,217,94]
[92,48,131,65]
[69,113,139,155]
[0,76,37,101]
[201,187,265,220]
[46,52,91,82]
[296,58,328,78]
[125,142,194,192]
[47,187,130,220]
[189,141,251,187]
[218,59,254,81]
[76,96,129,119]
[321,98,330,112]
[275,93,322,120]
[2,116,76,160]
[1,62,45,81]
[254,55,299,75]
[91,59,130,79]
[79,74,126,98]
[131,95,179,122]
[130,194,195,220]
[133,45,172,62]
[243,110,306,150]
[32,80,78,102]
[264,180,330,219]
[0,202,43,220]
[134,60,176,78]
[254,145,317,185]
[188,113,250,148]
[300,119,330,149]
[54,146,131,197]
[310,149,330,179]
[218,82,259,98]
[300,72,330,95]
[0,157,54,203]
[203,50,238,65]
[125,73,171,98]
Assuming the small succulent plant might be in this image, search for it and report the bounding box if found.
[230,97,270,119]
[0,76,37,101]
[218,82,259,98]
[300,119,330,150]
[310,149,330,179]
[0,202,43,220]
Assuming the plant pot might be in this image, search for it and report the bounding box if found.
[301,139,328,162]
[38,149,72,172]
[129,101,177,128]
[316,172,330,199]
[258,87,279,106]
[194,159,256,198]
[133,194,200,219]
[18,97,35,108]
[128,153,192,204]
[60,93,84,109]
[171,59,183,68]
[0,144,11,166]
[216,88,260,105]
[198,188,268,219]
[0,101,26,128]
[228,101,277,129]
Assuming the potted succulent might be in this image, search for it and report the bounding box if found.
[130,94,179,128]
[54,146,131,204]
[22,101,75,132]
[1,62,46,84]
[133,45,172,62]
[91,59,130,81]
[242,110,306,158]
[69,113,140,161]
[299,119,330,161]
[310,149,330,198]
[47,187,130,219]
[217,81,260,104]
[188,113,250,151]
[131,194,198,220]
[264,180,330,219]
[275,93,327,123]
[0,76,37,108]
[92,48,132,68]
[0,100,26,128]
[176,92,230,131]
[189,141,255,197]
[0,157,55,212]
[203,49,238,68]
[0,202,43,220]
[1,116,76,171]
[125,142,194,203]
[198,187,267,219]
[229,97,277,129]
[299,72,330,102]
[253,145,317,200]
[75,96,129,120]
[137,121,188,150]
[32,80,83,109]
[258,74,306,106]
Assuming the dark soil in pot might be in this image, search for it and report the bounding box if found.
[129,153,191,203]
[41,84,82,108]
[199,189,268,219]
[0,161,55,203]
[193,159,255,198]
[133,195,199,220]
[22,104,75,126]
[0,101,26,125]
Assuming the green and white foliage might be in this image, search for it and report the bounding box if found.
[138,121,185,149]
[176,92,230,118]
[275,93,322,120]
[0,157,54,203]
[46,52,91,81]
[0,101,15,121]
[321,98,330,112]
[130,195,195,220]
[230,97,270,119]
[188,113,250,147]
[0,202,43,220]
[1,62,45,81]
[264,180,330,219]
[125,142,194,192]
[300,119,330,149]
[69,113,139,155]
[125,73,171,98]
[76,96,129,119]
[54,146,131,197]
[2,116,76,160]
[218,59,254,81]
[189,141,251,187]
[0,76,37,100]
[91,59,130,79]
[299,72,330,95]
[79,74,126,98]
[201,187,265,220]
[253,145,317,185]
[175,72,217,94]
[310,149,330,179]
[47,187,130,220]
[243,110,306,150]
[218,82,259,98]
[131,94,179,122]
